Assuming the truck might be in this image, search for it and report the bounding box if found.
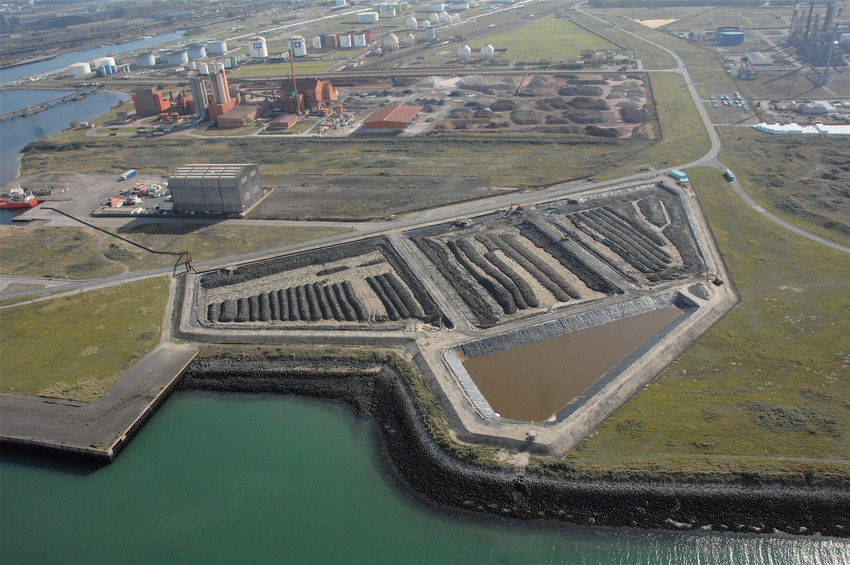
[722,169,735,182]
[118,169,137,181]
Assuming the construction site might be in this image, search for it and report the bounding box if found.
[179,177,735,451]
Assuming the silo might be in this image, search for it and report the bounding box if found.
[425,27,437,41]
[339,33,352,48]
[198,63,210,75]
[189,60,198,71]
[403,33,416,47]
[206,40,228,54]
[248,36,268,58]
[186,43,207,60]
[222,58,232,69]
[382,33,400,52]
[164,50,188,65]
[289,36,307,57]
[457,44,471,60]
[356,11,379,23]
[429,13,440,25]
[354,33,368,48]
[312,36,322,49]
[135,52,156,67]
[481,44,495,60]
[213,62,225,73]
[68,62,91,77]
[229,56,239,68]
[406,16,418,30]
[439,10,452,23]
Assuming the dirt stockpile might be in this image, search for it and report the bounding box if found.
[198,238,443,330]
[179,355,850,537]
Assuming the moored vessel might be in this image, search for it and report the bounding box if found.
[0,184,39,209]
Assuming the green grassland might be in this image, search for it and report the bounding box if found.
[0,224,352,278]
[570,10,676,69]
[469,15,616,61]
[536,166,849,484]
[0,277,170,402]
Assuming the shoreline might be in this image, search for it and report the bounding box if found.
[177,354,850,538]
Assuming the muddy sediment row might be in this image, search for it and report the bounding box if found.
[179,356,849,538]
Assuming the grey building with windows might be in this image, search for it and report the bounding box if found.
[168,164,263,214]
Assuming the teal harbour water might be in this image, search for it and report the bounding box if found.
[1,392,846,565]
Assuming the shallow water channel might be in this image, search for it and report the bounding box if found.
[461,307,683,422]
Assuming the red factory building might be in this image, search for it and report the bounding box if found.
[280,78,339,115]
[131,88,171,117]
[362,104,423,132]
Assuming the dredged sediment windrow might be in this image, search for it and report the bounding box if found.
[178,355,850,538]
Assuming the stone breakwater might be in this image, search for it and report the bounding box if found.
[179,356,849,538]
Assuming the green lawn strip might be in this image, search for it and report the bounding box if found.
[468,15,616,62]
[551,166,849,482]
[0,276,170,402]
[0,226,122,280]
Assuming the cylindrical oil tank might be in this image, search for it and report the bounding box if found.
[311,36,322,50]
[339,33,352,48]
[289,36,307,56]
[222,58,232,68]
[403,33,416,47]
[428,13,440,25]
[354,33,367,47]
[481,44,495,60]
[439,10,451,23]
[229,56,239,67]
[428,2,444,11]
[248,36,268,58]
[425,27,436,41]
[356,11,379,23]
[135,52,156,67]
[198,62,210,75]
[206,40,228,54]
[382,33,400,51]
[186,43,207,60]
[406,16,418,30]
[68,62,91,76]
[96,67,107,77]
[717,30,746,46]
[335,0,347,5]
[188,60,198,71]
[213,62,225,73]
[457,44,471,60]
[164,50,188,65]
[449,2,469,10]
[715,26,742,33]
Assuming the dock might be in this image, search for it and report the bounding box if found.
[0,87,100,121]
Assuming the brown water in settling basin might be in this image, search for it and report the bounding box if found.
[461,307,683,422]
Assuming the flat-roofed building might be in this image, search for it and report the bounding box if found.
[168,164,264,215]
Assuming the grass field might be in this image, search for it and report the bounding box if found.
[0,277,170,402]
[540,166,849,484]
[571,10,676,70]
[468,15,616,61]
[0,224,353,278]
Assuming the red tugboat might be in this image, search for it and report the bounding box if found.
[0,185,39,209]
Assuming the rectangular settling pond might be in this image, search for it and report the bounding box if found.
[460,307,683,422]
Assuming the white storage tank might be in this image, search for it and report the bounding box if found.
[230,56,239,68]
[428,13,440,25]
[93,56,116,68]
[449,2,469,10]
[164,50,188,65]
[339,33,352,48]
[481,43,495,60]
[213,62,226,73]
[354,33,368,48]
[186,43,207,60]
[425,27,436,41]
[357,11,379,23]
[206,40,228,54]
[198,62,210,75]
[457,44,471,60]
[68,62,91,77]
[311,36,322,50]
[382,33,400,52]
[222,58,232,68]
[439,10,451,23]
[428,2,444,11]
[135,52,156,67]
[248,36,268,58]
[335,0,347,5]
[289,36,307,57]
[188,60,198,71]
[406,16,418,30]
[403,32,416,47]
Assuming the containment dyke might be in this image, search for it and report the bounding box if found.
[178,354,850,538]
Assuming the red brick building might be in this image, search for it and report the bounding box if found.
[131,88,171,117]
[362,104,423,132]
